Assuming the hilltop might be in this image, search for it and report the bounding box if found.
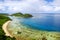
[11,12,33,18]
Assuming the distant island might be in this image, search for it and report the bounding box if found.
[11,12,33,18]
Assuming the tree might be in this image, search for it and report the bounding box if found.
[11,12,23,17]
[23,14,33,18]
[0,15,16,40]
[6,36,16,40]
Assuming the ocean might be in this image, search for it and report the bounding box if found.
[9,13,60,32]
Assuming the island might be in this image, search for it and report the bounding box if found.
[11,12,33,18]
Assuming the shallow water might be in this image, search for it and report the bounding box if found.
[8,14,60,40]
[9,13,60,32]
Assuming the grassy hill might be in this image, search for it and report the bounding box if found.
[11,12,33,18]
[0,14,16,40]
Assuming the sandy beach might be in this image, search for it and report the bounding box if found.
[2,20,13,37]
[2,20,60,40]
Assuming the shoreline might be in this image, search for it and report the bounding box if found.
[2,20,13,38]
[2,20,60,40]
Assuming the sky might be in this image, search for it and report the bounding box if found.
[0,0,60,14]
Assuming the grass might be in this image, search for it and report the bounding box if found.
[0,15,16,40]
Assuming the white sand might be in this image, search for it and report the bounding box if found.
[2,20,13,37]
[2,20,60,40]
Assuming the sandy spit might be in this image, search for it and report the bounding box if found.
[2,20,13,37]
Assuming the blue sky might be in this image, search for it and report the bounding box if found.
[0,0,60,14]
[45,0,54,2]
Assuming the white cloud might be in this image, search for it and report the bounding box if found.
[54,7,60,11]
[52,0,60,6]
[0,4,6,12]
[39,6,54,11]
[0,0,60,13]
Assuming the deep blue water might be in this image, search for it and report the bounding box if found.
[9,13,60,32]
[19,13,60,32]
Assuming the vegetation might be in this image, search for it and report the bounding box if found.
[23,13,33,18]
[0,12,33,40]
[42,37,47,40]
[11,12,33,18]
[17,31,22,34]
[0,13,9,16]
[0,14,16,40]
[11,12,23,17]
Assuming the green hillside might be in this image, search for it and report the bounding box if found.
[11,12,33,18]
[0,14,16,40]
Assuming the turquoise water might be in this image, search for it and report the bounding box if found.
[9,13,60,32]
